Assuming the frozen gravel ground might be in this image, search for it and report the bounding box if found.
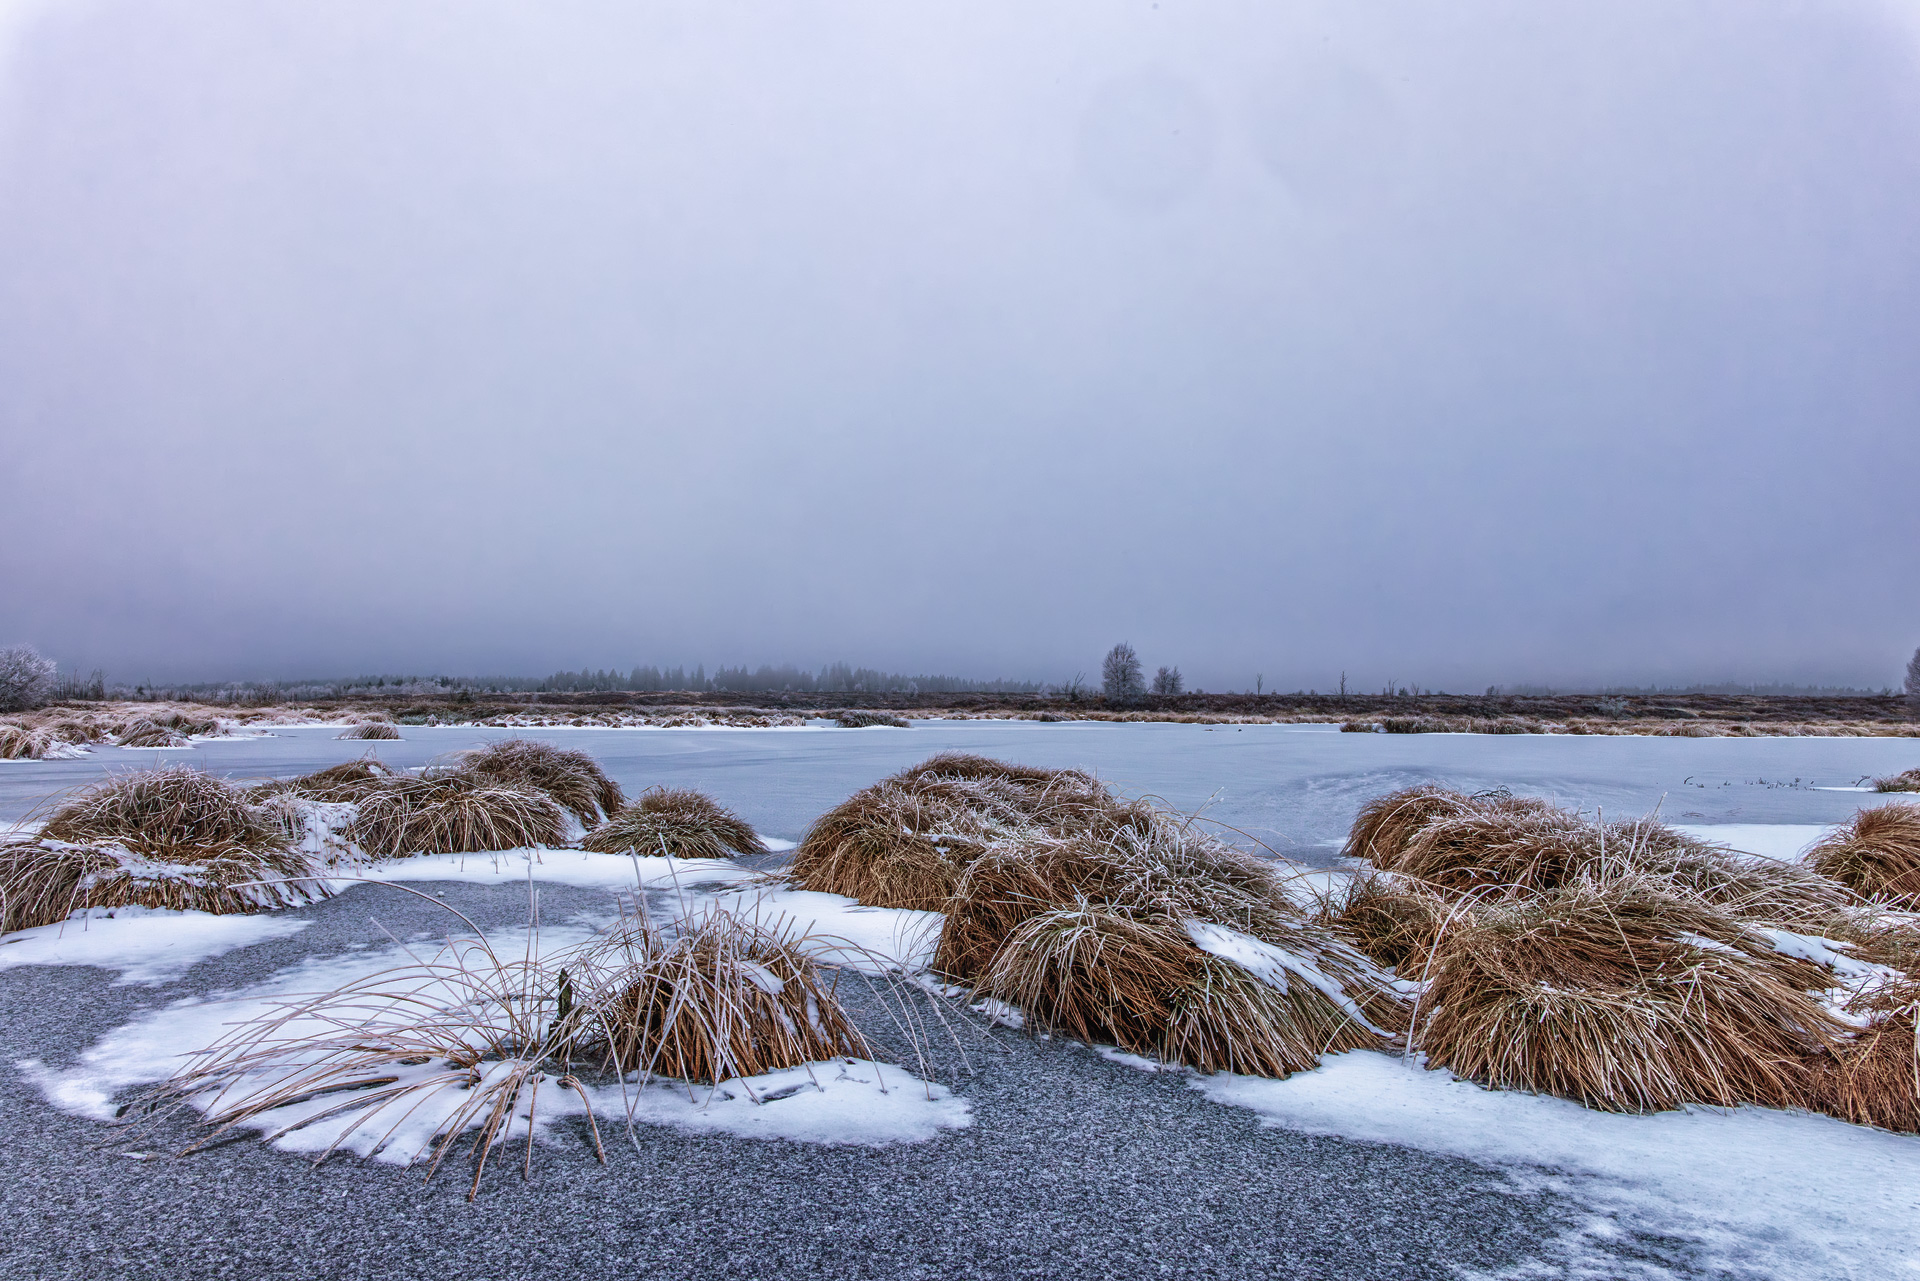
[0,880,1615,1281]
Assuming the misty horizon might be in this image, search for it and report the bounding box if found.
[3,2,1916,690]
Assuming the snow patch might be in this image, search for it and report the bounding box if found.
[0,906,311,984]
[1195,1050,1920,1281]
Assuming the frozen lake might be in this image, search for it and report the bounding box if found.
[4,721,1914,860]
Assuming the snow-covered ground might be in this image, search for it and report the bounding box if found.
[1192,1051,1920,1281]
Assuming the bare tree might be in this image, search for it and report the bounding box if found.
[1907,647,1920,717]
[1102,643,1145,703]
[0,645,56,712]
[1151,665,1184,697]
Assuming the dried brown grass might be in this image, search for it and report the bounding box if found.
[1809,805,1920,907]
[116,720,189,748]
[582,788,769,860]
[1875,769,1920,794]
[457,739,624,826]
[247,758,404,805]
[593,907,867,1082]
[0,725,53,759]
[349,775,568,858]
[1413,876,1843,1112]
[1808,978,1920,1132]
[1,767,319,932]
[337,722,402,740]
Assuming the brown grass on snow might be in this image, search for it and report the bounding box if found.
[1809,977,1920,1132]
[1874,769,1920,794]
[1412,876,1843,1112]
[140,897,911,1197]
[788,753,1119,910]
[1809,805,1920,908]
[456,739,624,826]
[593,907,867,1082]
[1,766,319,933]
[116,719,190,748]
[349,774,568,858]
[337,721,402,740]
[1345,785,1848,926]
[247,758,404,805]
[582,788,768,860]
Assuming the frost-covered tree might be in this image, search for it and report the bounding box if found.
[1102,643,1145,703]
[1151,665,1184,696]
[0,645,56,712]
[1907,646,1920,716]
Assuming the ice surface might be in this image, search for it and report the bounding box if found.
[1673,823,1833,862]
[8,722,1919,860]
[1193,1051,1920,1281]
[337,848,763,893]
[0,907,311,984]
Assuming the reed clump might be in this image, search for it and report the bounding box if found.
[116,720,190,748]
[456,739,624,826]
[247,758,404,805]
[1873,770,1920,794]
[582,788,768,860]
[941,812,1393,1073]
[1412,876,1841,1112]
[143,898,910,1198]
[835,711,911,729]
[1808,978,1920,1132]
[349,774,568,859]
[0,766,321,933]
[1807,804,1920,908]
[788,754,1117,911]
[337,721,402,741]
[592,907,867,1081]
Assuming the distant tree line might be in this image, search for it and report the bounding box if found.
[535,662,1043,695]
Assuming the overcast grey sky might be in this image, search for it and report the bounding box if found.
[0,1,1915,690]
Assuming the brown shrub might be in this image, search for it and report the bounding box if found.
[582,788,768,860]
[1808,805,1920,908]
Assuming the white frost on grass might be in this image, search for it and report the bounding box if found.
[0,906,310,984]
[1672,823,1833,863]
[1194,1050,1920,1281]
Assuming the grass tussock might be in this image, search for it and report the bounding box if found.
[1809,978,1920,1132]
[0,725,56,760]
[247,758,404,805]
[456,739,624,826]
[116,719,190,748]
[835,711,911,729]
[1808,804,1920,908]
[796,753,1391,1076]
[1345,786,1847,925]
[594,907,867,1082]
[337,722,402,740]
[788,753,1117,911]
[943,813,1392,1072]
[1,767,320,933]
[1875,769,1920,794]
[140,897,916,1197]
[582,789,769,860]
[1411,876,1841,1112]
[349,774,568,859]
